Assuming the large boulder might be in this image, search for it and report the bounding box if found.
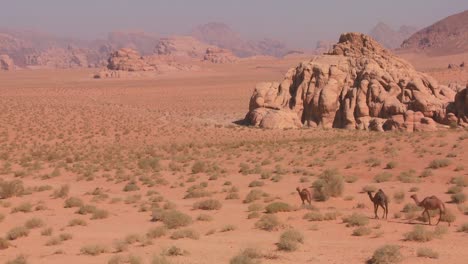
[0,54,15,70]
[454,84,468,124]
[245,33,456,131]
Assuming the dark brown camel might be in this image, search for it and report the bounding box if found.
[367,189,389,219]
[410,194,446,225]
[296,187,311,205]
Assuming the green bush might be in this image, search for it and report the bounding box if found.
[243,189,266,203]
[342,213,369,227]
[255,215,281,231]
[193,199,222,210]
[312,169,344,201]
[265,202,293,214]
[417,247,439,259]
[368,245,402,264]
[152,209,192,229]
[146,226,168,239]
[277,229,304,252]
[404,225,433,242]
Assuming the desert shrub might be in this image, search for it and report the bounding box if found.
[196,214,213,221]
[170,228,199,240]
[41,227,53,236]
[440,208,456,225]
[451,192,466,204]
[393,191,405,204]
[368,245,402,264]
[265,202,293,214]
[225,192,240,200]
[342,213,369,227]
[183,187,211,199]
[163,245,189,256]
[277,229,304,252]
[91,209,109,219]
[0,180,24,199]
[398,170,419,183]
[220,225,237,232]
[52,184,70,198]
[248,180,264,187]
[0,237,10,249]
[247,203,263,212]
[428,159,451,169]
[193,199,222,210]
[345,175,358,183]
[374,172,392,183]
[385,161,397,169]
[447,185,463,194]
[451,176,468,187]
[247,212,260,219]
[365,158,381,167]
[24,217,44,229]
[416,248,438,259]
[138,157,160,172]
[230,248,262,264]
[243,189,265,203]
[69,218,87,226]
[191,161,206,174]
[151,256,172,264]
[352,226,372,236]
[404,225,433,242]
[123,182,140,192]
[255,215,281,231]
[419,169,433,178]
[457,222,468,233]
[362,185,377,193]
[146,226,167,239]
[5,255,27,264]
[64,197,84,208]
[154,210,192,229]
[0,213,4,222]
[312,168,344,201]
[303,212,324,221]
[6,226,29,240]
[433,225,448,238]
[11,202,32,213]
[80,244,108,255]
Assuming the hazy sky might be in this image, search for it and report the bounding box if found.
[1,0,467,48]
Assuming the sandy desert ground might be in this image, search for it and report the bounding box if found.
[0,55,467,264]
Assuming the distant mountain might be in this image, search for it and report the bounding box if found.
[106,31,159,55]
[400,10,468,55]
[190,22,288,57]
[369,22,418,49]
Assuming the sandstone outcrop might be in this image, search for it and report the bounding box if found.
[203,47,237,63]
[245,33,457,131]
[0,54,15,70]
[155,36,212,59]
[454,84,468,125]
[107,48,154,71]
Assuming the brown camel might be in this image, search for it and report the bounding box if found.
[296,187,311,205]
[367,189,388,219]
[410,194,446,225]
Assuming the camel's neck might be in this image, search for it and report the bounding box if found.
[367,192,374,202]
[411,196,420,206]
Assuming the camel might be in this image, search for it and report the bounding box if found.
[296,187,311,205]
[410,194,446,225]
[367,189,389,219]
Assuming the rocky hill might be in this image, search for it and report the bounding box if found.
[245,32,459,131]
[154,36,213,59]
[369,22,417,49]
[400,10,468,55]
[190,22,288,58]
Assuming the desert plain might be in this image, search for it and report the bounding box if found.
[0,49,467,264]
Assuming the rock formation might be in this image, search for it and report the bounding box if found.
[107,48,154,71]
[245,32,457,131]
[400,10,468,55]
[154,36,212,59]
[454,84,468,125]
[190,22,288,57]
[203,47,237,63]
[0,54,15,70]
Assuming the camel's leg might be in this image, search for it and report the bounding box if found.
[436,208,442,225]
[374,204,378,219]
[380,204,385,219]
[425,210,431,225]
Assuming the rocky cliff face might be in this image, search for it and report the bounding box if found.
[0,54,15,70]
[203,47,237,63]
[245,33,457,131]
[369,22,418,49]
